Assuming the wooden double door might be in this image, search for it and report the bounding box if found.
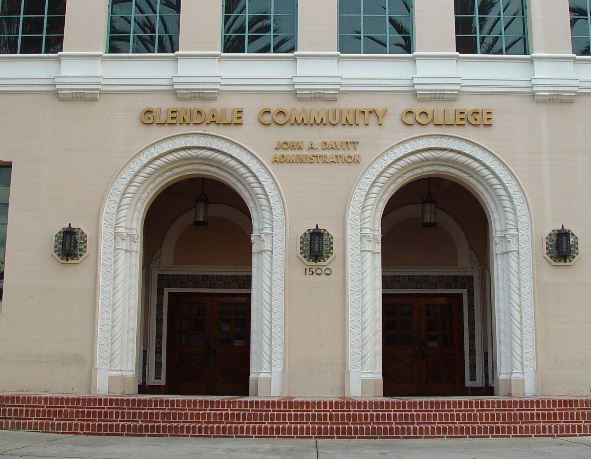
[383,294,464,396]
[166,293,250,395]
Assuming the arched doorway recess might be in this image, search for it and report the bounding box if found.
[347,135,535,397]
[94,133,286,396]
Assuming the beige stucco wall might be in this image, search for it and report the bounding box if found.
[0,88,589,395]
[0,0,589,396]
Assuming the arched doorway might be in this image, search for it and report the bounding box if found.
[142,179,253,395]
[381,180,489,396]
[94,133,286,396]
[347,135,535,397]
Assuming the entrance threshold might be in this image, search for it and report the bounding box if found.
[1,394,590,439]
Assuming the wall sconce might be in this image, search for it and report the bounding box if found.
[422,178,437,228]
[299,225,334,265]
[309,224,324,262]
[544,225,579,265]
[555,225,571,261]
[194,178,209,228]
[53,224,88,264]
[62,223,78,261]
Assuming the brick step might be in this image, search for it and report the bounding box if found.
[2,395,591,439]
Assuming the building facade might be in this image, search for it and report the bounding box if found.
[0,0,589,398]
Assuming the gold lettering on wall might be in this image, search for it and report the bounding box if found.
[401,108,493,126]
[140,107,244,125]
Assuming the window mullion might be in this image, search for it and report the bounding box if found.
[42,0,49,53]
[499,0,506,54]
[155,0,160,53]
[17,0,25,53]
[385,0,389,54]
[130,0,136,53]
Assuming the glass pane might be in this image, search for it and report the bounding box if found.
[364,35,386,53]
[364,16,386,35]
[0,209,9,225]
[385,335,397,347]
[1,0,22,16]
[400,305,412,316]
[225,0,246,14]
[250,0,271,14]
[180,318,190,330]
[111,0,133,16]
[401,335,412,347]
[247,33,271,52]
[275,0,295,15]
[442,335,453,346]
[219,335,231,346]
[132,34,156,52]
[157,33,177,52]
[339,34,361,53]
[45,15,64,34]
[135,15,158,34]
[390,34,410,53]
[504,35,526,54]
[456,35,477,53]
[388,15,411,35]
[191,303,205,315]
[572,36,590,55]
[364,0,386,15]
[426,319,437,332]
[235,318,246,331]
[455,0,474,15]
[480,16,502,36]
[190,334,204,346]
[224,34,245,52]
[135,0,158,14]
[192,319,204,331]
[181,334,189,346]
[389,0,411,16]
[340,0,361,15]
[426,304,438,317]
[0,188,10,203]
[0,35,18,53]
[339,15,361,35]
[158,15,179,35]
[219,303,231,316]
[224,14,246,34]
[179,303,189,315]
[23,0,46,15]
[427,337,438,347]
[503,0,524,15]
[572,20,589,37]
[0,16,19,34]
[273,34,294,52]
[20,34,43,53]
[401,320,412,332]
[109,35,131,52]
[110,16,132,35]
[274,14,295,34]
[455,16,475,35]
[159,0,180,15]
[248,15,270,34]
[22,16,45,35]
[234,334,246,346]
[234,303,247,316]
[385,320,397,332]
[219,319,231,331]
[570,0,588,9]
[480,35,503,54]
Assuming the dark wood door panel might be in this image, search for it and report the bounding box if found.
[383,294,464,396]
[166,293,250,395]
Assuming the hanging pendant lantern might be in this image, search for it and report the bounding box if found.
[62,223,78,261]
[555,225,571,261]
[194,178,209,228]
[309,224,324,262]
[422,178,437,228]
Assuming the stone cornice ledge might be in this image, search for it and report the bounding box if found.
[531,54,579,103]
[55,52,103,101]
[293,52,342,101]
[413,52,461,101]
[173,51,222,100]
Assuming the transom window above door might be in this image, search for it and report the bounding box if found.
[222,0,297,53]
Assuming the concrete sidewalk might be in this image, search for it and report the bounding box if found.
[1,431,591,458]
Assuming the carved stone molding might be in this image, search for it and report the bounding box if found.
[347,134,535,396]
[96,133,286,396]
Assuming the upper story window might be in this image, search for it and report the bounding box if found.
[338,0,413,54]
[0,0,66,54]
[222,0,297,53]
[455,0,528,54]
[570,0,591,55]
[107,0,180,53]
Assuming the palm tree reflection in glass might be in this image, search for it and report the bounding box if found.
[108,0,180,53]
[455,0,526,55]
[570,1,590,56]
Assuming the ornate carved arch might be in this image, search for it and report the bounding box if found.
[347,135,535,397]
[95,133,286,396]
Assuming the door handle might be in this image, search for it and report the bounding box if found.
[414,340,426,361]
